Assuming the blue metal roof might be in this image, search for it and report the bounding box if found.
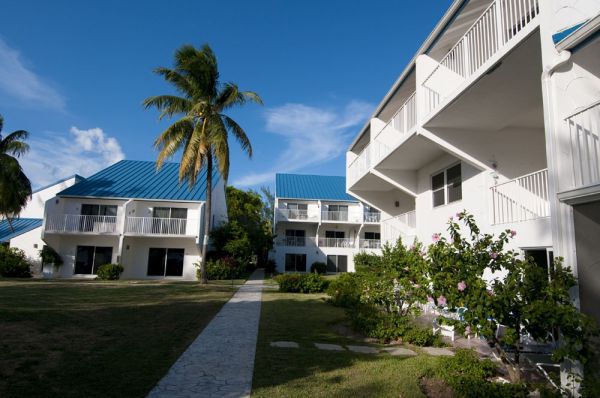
[276,173,358,202]
[552,20,588,44]
[0,218,42,243]
[57,160,217,201]
[33,174,85,194]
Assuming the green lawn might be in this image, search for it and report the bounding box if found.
[252,291,443,398]
[0,279,237,398]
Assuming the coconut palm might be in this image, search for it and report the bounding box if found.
[144,43,262,283]
[0,114,32,230]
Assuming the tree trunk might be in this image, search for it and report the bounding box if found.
[199,154,212,284]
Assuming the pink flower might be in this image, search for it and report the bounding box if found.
[427,295,434,303]
[432,233,441,242]
[490,251,498,259]
[457,281,467,291]
[456,212,462,219]
[465,325,472,335]
[487,289,495,296]
[437,295,447,306]
[510,230,517,238]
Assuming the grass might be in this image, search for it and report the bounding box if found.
[0,278,237,398]
[252,291,443,398]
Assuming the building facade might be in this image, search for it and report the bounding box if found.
[271,174,382,273]
[41,160,227,280]
[345,0,599,330]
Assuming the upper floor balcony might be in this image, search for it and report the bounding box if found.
[275,208,320,223]
[422,0,540,118]
[564,101,600,193]
[275,206,381,225]
[124,216,200,237]
[45,214,119,235]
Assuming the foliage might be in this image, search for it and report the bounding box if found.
[310,261,327,274]
[96,264,124,280]
[0,115,32,223]
[432,349,529,398]
[0,245,31,278]
[264,259,276,274]
[275,273,329,293]
[353,251,382,272]
[198,257,242,280]
[326,272,362,308]
[426,212,599,368]
[210,221,254,268]
[39,245,63,268]
[144,43,262,283]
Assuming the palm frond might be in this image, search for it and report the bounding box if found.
[143,95,192,119]
[209,116,231,179]
[154,117,194,169]
[216,83,263,110]
[222,115,252,158]
[0,114,3,133]
[153,67,195,96]
[0,130,30,157]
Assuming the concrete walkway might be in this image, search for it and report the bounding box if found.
[148,269,265,398]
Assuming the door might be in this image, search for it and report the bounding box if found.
[326,255,337,273]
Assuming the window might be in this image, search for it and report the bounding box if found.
[524,248,554,276]
[81,204,118,216]
[285,203,308,219]
[285,254,306,272]
[152,208,188,234]
[325,231,345,239]
[80,204,118,232]
[327,255,348,273]
[364,232,381,240]
[325,204,348,221]
[285,229,306,246]
[74,246,113,275]
[432,163,462,207]
[147,248,185,277]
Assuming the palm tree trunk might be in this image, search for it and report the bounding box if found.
[199,153,212,284]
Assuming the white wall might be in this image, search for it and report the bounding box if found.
[53,235,120,278]
[9,226,44,271]
[20,176,80,219]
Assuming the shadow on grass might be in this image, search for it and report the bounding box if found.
[0,280,236,398]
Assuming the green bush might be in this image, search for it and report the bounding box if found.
[0,245,32,278]
[310,261,327,274]
[353,251,382,272]
[96,263,124,280]
[432,349,528,398]
[199,257,242,280]
[275,273,329,293]
[403,325,442,346]
[327,272,362,308]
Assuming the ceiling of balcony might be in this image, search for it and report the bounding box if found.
[424,31,543,132]
[377,134,446,171]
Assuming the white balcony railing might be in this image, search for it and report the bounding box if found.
[275,208,319,222]
[318,237,355,248]
[422,0,540,114]
[359,239,382,249]
[45,214,118,234]
[364,212,381,223]
[321,211,349,222]
[565,101,600,189]
[396,210,417,229]
[380,92,418,138]
[490,168,549,225]
[276,236,315,247]
[125,217,198,236]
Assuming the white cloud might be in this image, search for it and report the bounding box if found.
[21,127,125,188]
[233,100,373,187]
[0,37,66,110]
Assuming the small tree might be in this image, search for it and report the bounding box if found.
[39,245,63,272]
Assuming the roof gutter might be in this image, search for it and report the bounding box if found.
[555,13,600,52]
[348,0,468,151]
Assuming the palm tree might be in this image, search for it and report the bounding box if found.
[0,114,32,230]
[144,43,262,283]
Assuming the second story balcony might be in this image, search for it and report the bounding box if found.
[125,217,199,237]
[318,237,355,248]
[275,208,319,223]
[359,239,382,249]
[364,212,381,223]
[45,214,118,235]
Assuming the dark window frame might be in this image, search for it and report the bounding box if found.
[431,163,462,208]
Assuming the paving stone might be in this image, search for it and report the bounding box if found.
[421,347,455,356]
[346,345,379,354]
[270,341,299,348]
[314,343,345,351]
[381,347,418,356]
[147,269,265,398]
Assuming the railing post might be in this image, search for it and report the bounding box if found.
[495,0,504,48]
[463,36,471,77]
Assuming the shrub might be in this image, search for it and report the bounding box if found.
[327,272,362,308]
[403,325,442,347]
[96,263,124,280]
[200,257,242,280]
[353,251,382,272]
[39,245,63,268]
[264,259,276,274]
[310,261,327,274]
[275,273,329,293]
[0,246,32,278]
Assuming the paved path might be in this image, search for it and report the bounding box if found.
[148,269,265,398]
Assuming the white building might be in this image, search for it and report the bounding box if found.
[345,0,599,328]
[41,160,227,280]
[0,175,82,272]
[271,173,382,273]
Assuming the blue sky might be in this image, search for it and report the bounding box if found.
[0,0,452,190]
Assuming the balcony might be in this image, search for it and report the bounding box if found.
[359,239,382,249]
[125,217,199,237]
[275,236,316,247]
[318,237,355,248]
[565,101,600,190]
[490,169,549,225]
[422,0,540,116]
[275,208,319,223]
[347,92,417,187]
[364,212,381,223]
[45,214,118,234]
